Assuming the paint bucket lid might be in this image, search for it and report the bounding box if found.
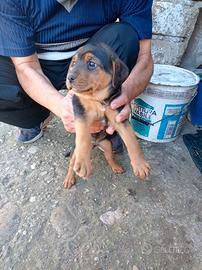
[150,64,200,87]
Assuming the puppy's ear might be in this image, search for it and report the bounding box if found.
[111,56,129,88]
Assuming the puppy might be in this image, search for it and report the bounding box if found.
[64,43,151,189]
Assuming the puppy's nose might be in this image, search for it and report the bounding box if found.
[68,74,76,83]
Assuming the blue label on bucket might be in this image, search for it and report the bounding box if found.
[131,98,156,137]
[157,103,188,140]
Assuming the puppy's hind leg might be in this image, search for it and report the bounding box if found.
[98,139,124,174]
[64,150,76,189]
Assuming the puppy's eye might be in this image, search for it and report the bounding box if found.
[71,60,76,67]
[87,60,97,70]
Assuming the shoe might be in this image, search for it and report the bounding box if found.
[110,132,124,153]
[17,124,44,144]
[17,114,53,144]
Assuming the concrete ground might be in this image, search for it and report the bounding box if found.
[0,117,201,270]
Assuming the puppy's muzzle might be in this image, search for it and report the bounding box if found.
[67,73,77,83]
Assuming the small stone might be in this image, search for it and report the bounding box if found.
[52,200,59,207]
[46,179,53,184]
[29,196,36,203]
[28,146,38,154]
[64,148,71,158]
[31,163,36,170]
[40,171,47,177]
[100,208,123,226]
[22,230,27,235]
[133,266,139,270]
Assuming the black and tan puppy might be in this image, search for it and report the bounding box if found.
[64,43,151,189]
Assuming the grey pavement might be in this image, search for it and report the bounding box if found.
[0,117,201,270]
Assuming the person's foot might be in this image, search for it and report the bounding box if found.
[17,114,53,144]
[17,124,44,144]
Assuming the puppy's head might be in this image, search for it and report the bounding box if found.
[66,43,129,100]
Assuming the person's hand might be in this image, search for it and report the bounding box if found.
[106,40,154,135]
[106,86,131,135]
[60,92,105,133]
[60,92,75,132]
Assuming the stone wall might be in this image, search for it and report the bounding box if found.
[152,0,202,68]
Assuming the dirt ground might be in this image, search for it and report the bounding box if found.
[0,117,201,270]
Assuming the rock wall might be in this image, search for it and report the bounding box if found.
[152,0,202,68]
[181,9,202,69]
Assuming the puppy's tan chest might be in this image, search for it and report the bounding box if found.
[81,98,106,121]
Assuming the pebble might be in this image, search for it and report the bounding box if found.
[29,196,36,203]
[20,171,24,176]
[52,200,59,207]
[64,148,71,158]
[40,171,47,177]
[31,163,36,170]
[133,266,139,270]
[28,146,38,154]
[46,179,52,184]
[100,208,123,225]
[22,230,27,236]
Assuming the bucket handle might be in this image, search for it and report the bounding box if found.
[131,91,198,126]
[131,112,186,126]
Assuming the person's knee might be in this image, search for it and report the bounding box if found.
[89,22,140,70]
[91,22,139,49]
[108,23,140,70]
[111,22,139,46]
[0,84,29,110]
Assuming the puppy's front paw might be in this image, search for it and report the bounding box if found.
[111,163,124,174]
[64,174,76,189]
[131,158,151,180]
[73,156,92,179]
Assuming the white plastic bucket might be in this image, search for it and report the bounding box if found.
[130,64,200,143]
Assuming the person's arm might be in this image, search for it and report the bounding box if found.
[11,54,76,132]
[122,39,153,101]
[11,54,103,133]
[11,54,63,117]
[106,39,153,133]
